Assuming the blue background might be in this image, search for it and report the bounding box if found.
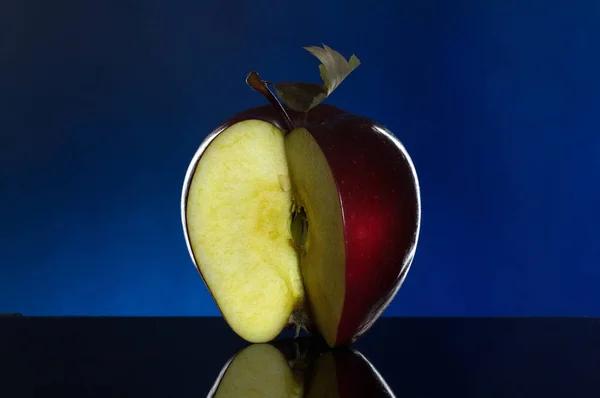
[1,0,598,316]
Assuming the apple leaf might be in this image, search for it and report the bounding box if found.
[274,44,360,112]
[305,44,361,95]
[274,82,327,114]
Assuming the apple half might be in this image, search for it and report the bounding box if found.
[181,45,421,346]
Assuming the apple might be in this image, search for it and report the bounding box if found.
[181,45,421,346]
[208,338,395,397]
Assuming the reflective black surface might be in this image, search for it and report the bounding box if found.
[2,317,599,396]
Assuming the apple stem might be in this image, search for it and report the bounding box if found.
[246,71,295,132]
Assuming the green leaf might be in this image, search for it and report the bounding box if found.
[304,44,361,95]
[273,44,360,112]
[274,82,327,114]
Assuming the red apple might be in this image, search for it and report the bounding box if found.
[181,45,421,347]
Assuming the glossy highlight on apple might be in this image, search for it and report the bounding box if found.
[181,44,421,347]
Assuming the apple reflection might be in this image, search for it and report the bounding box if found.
[207,338,395,397]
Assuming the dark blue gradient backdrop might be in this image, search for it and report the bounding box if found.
[1,0,599,316]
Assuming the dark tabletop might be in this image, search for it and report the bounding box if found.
[1,317,599,397]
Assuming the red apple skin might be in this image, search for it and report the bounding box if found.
[185,104,420,346]
[296,106,420,346]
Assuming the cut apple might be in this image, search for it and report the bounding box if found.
[183,44,421,347]
[183,105,420,347]
[185,119,304,343]
[285,127,346,346]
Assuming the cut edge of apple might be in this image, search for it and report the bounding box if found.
[181,126,222,261]
[182,119,308,344]
[284,127,347,347]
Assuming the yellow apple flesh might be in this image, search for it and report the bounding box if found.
[284,127,346,346]
[185,119,303,343]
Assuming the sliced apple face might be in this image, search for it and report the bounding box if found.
[284,127,346,347]
[185,119,303,343]
[211,344,304,398]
